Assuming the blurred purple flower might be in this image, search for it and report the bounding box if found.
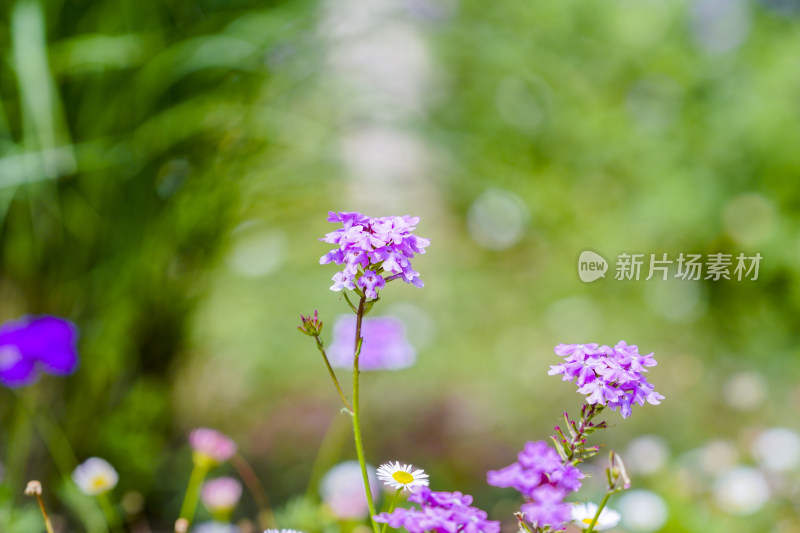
[189,428,236,467]
[549,341,664,418]
[0,315,78,387]
[320,211,429,296]
[320,460,380,520]
[327,315,416,371]
[487,440,583,530]
[374,486,500,533]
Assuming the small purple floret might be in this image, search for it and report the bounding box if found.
[0,315,79,387]
[549,341,664,418]
[320,212,429,297]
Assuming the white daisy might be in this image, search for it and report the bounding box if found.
[376,461,429,491]
[572,502,621,531]
[263,530,305,533]
[72,457,119,496]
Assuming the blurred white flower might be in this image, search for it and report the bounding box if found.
[617,490,668,532]
[752,427,800,472]
[723,371,766,412]
[625,435,670,475]
[700,440,740,476]
[320,461,380,519]
[192,522,240,533]
[713,466,770,515]
[467,189,529,250]
[72,458,119,496]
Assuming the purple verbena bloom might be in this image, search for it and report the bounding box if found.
[320,212,429,297]
[520,486,572,530]
[327,315,416,371]
[487,440,583,530]
[0,315,79,387]
[549,341,664,418]
[374,487,500,533]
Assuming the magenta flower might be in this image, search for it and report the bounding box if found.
[189,428,237,467]
[374,486,500,533]
[548,341,664,418]
[0,315,79,387]
[487,440,583,530]
[327,315,416,371]
[201,477,242,513]
[320,212,429,297]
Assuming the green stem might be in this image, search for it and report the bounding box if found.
[178,462,209,528]
[352,293,380,533]
[315,336,353,413]
[380,489,402,533]
[584,490,612,533]
[97,492,124,533]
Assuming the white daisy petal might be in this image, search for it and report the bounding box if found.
[572,502,621,531]
[376,461,429,491]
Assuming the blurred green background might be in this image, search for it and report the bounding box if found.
[1,0,800,531]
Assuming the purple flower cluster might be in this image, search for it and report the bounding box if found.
[548,341,664,418]
[374,487,500,533]
[487,441,583,530]
[320,212,430,298]
[0,316,79,387]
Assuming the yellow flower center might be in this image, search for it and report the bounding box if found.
[392,471,415,484]
[91,476,109,490]
[582,518,594,525]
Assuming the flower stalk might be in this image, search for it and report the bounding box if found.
[25,481,55,533]
[584,490,612,533]
[231,453,278,530]
[97,492,125,533]
[380,489,403,533]
[585,452,630,533]
[352,293,380,533]
[178,462,209,528]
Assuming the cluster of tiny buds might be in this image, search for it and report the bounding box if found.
[297,310,323,337]
[551,407,607,463]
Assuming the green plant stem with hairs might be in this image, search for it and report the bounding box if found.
[314,335,352,413]
[352,292,380,533]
